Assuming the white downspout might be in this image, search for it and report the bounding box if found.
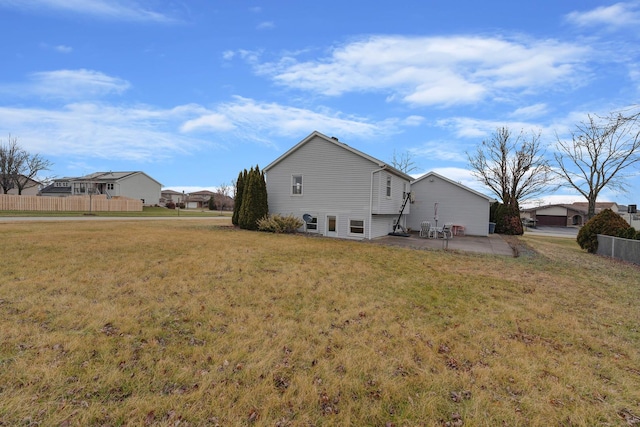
[369,166,387,240]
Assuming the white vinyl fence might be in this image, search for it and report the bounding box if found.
[596,235,640,266]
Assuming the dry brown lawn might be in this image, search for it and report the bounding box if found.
[0,220,639,426]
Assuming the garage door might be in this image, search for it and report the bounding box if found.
[536,215,566,226]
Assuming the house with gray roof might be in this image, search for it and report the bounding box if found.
[408,171,493,236]
[264,131,413,240]
[41,171,161,206]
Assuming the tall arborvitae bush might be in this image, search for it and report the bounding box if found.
[232,169,247,226]
[577,208,631,253]
[490,202,524,235]
[237,166,268,231]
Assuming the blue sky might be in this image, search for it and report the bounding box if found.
[1,0,639,207]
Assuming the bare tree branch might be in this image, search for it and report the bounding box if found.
[390,150,419,174]
[0,135,53,194]
[467,127,555,208]
[554,109,640,218]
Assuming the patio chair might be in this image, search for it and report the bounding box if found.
[420,221,431,238]
[441,223,454,239]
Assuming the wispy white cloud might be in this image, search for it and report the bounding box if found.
[436,117,547,140]
[252,35,590,107]
[509,103,549,119]
[566,2,640,29]
[181,96,398,145]
[0,76,410,162]
[0,102,214,161]
[181,113,235,132]
[0,0,177,23]
[0,69,132,100]
[410,141,466,165]
[222,49,262,64]
[54,44,73,53]
[40,43,73,53]
[257,21,275,30]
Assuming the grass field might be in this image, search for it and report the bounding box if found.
[0,220,638,426]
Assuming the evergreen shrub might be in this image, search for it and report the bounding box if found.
[491,202,523,235]
[577,208,631,253]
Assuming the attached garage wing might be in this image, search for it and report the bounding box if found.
[535,215,567,226]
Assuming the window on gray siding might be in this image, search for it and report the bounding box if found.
[292,175,303,195]
[386,175,392,197]
[306,216,317,232]
[349,219,364,235]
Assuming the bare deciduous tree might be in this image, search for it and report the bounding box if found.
[554,110,640,218]
[15,153,52,194]
[390,150,419,175]
[467,127,554,210]
[215,182,232,211]
[218,182,230,198]
[0,135,52,194]
[0,136,21,194]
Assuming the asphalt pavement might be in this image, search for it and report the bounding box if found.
[523,226,579,238]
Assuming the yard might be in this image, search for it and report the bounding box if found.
[0,220,638,426]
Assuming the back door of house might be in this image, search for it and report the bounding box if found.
[325,215,337,237]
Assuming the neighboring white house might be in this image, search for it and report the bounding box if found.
[41,171,162,206]
[408,171,493,236]
[160,189,186,205]
[264,131,413,240]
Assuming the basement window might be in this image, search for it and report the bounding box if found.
[349,219,365,235]
[306,216,318,232]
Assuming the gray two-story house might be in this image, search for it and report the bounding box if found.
[264,131,413,240]
[41,171,161,206]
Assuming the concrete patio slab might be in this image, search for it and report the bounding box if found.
[370,232,515,256]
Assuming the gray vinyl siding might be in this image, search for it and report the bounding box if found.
[408,174,490,236]
[117,173,161,206]
[371,214,403,237]
[374,173,410,215]
[265,135,409,240]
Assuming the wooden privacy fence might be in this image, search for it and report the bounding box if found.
[0,195,142,212]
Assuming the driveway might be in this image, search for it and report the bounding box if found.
[523,226,579,238]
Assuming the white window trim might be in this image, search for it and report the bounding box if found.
[305,215,318,232]
[348,218,365,236]
[386,175,392,198]
[326,215,337,235]
[291,174,303,196]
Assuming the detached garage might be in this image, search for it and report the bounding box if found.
[407,172,493,236]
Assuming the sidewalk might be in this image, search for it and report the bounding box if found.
[371,232,515,256]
